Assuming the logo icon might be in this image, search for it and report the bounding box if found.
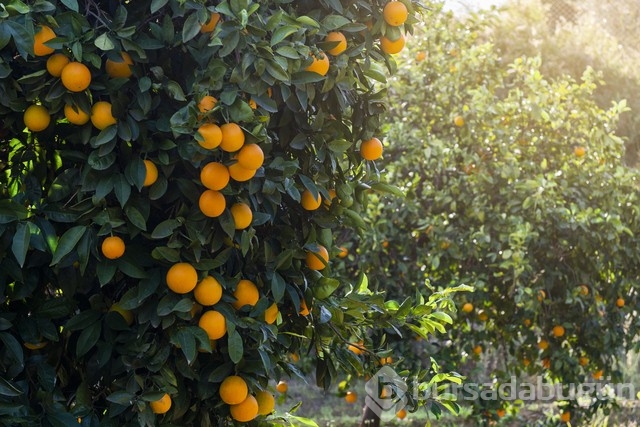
[364,366,408,417]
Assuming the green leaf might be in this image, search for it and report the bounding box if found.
[182,12,202,43]
[228,329,243,364]
[76,321,101,357]
[94,33,115,50]
[171,328,197,365]
[59,0,78,12]
[0,332,23,369]
[50,225,86,266]
[11,222,30,268]
[151,219,180,239]
[327,139,352,153]
[0,199,29,224]
[106,390,135,406]
[371,182,405,197]
[271,272,286,302]
[271,25,298,46]
[93,126,118,147]
[124,205,147,231]
[166,80,186,101]
[321,15,351,30]
[313,277,340,299]
[0,377,23,397]
[150,0,168,13]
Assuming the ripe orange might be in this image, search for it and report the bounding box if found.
[197,123,223,149]
[228,162,256,182]
[33,25,56,56]
[264,303,279,324]
[219,375,249,405]
[109,303,134,325]
[275,380,288,393]
[24,105,51,132]
[301,189,322,210]
[537,289,546,302]
[200,11,221,33]
[230,395,259,422]
[345,391,357,404]
[574,146,586,157]
[578,284,589,296]
[299,299,310,316]
[236,144,264,170]
[61,62,91,92]
[306,244,329,270]
[337,246,348,258]
[592,370,603,380]
[415,51,427,61]
[522,357,531,367]
[199,310,227,339]
[472,345,482,355]
[383,1,409,26]
[230,202,253,230]
[199,190,226,217]
[220,123,245,152]
[524,318,532,327]
[150,393,172,414]
[325,31,347,55]
[289,352,300,362]
[323,188,337,207]
[542,357,551,369]
[380,34,405,54]
[579,356,589,367]
[46,53,69,77]
[194,276,223,306]
[105,51,133,78]
[360,137,383,160]
[166,262,198,294]
[454,115,465,127]
[560,411,571,423]
[143,160,158,187]
[200,162,230,191]
[396,408,407,419]
[461,303,474,313]
[91,101,117,130]
[232,279,259,309]
[478,311,489,322]
[616,297,625,307]
[305,51,330,76]
[255,390,275,416]
[101,236,125,260]
[538,339,549,350]
[348,341,364,355]
[198,95,217,113]
[64,104,90,125]
[552,325,565,338]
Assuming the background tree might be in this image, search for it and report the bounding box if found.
[0,0,463,426]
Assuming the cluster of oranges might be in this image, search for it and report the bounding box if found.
[380,1,410,54]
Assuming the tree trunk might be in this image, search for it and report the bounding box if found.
[360,404,381,427]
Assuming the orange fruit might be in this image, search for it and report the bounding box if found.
[91,101,117,130]
[230,202,252,230]
[396,408,407,419]
[190,302,203,318]
[380,34,405,54]
[24,105,51,132]
[236,144,264,170]
[289,352,300,362]
[323,189,337,207]
[228,162,256,182]
[301,189,322,210]
[64,104,90,125]
[220,123,245,152]
[383,1,409,26]
[472,345,482,355]
[337,246,348,258]
[200,11,221,33]
[24,341,48,350]
[197,123,223,149]
[537,289,546,302]
[478,311,489,322]
[579,356,589,367]
[345,391,357,404]
[166,262,198,294]
[574,146,586,157]
[538,339,549,350]
[230,395,259,422]
[522,357,531,367]
[542,357,551,369]
[46,53,70,77]
[454,115,465,127]
[616,297,625,307]
[560,411,571,423]
[105,52,133,78]
[415,51,426,61]
[325,31,347,55]
[524,318,532,327]
[101,236,125,259]
[61,62,91,92]
[255,390,275,416]
[199,190,226,217]
[348,341,364,355]
[360,137,383,160]
[143,160,158,187]
[150,393,172,414]
[496,409,506,418]
[232,279,259,309]
[299,299,310,316]
[579,284,589,296]
[461,303,474,313]
[592,370,603,380]
[33,25,56,56]
[219,376,249,405]
[552,325,565,338]
[275,380,288,393]
[264,303,279,324]
[200,162,230,191]
[194,276,223,306]
[306,244,329,270]
[305,51,330,76]
[109,303,134,325]
[199,310,227,340]
[198,95,217,113]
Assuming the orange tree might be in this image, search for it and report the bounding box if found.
[341,3,640,425]
[0,0,465,425]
